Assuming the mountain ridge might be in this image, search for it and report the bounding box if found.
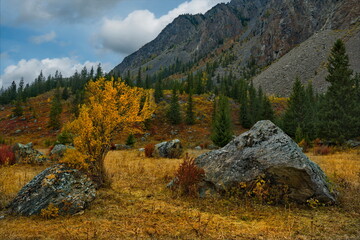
[111,0,360,96]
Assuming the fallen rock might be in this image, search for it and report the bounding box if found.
[195,120,336,203]
[7,164,96,216]
[12,142,49,164]
[50,144,75,160]
[153,139,183,158]
[194,146,202,150]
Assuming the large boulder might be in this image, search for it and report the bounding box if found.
[195,120,336,203]
[153,139,183,158]
[12,142,49,164]
[7,164,96,216]
[50,144,75,160]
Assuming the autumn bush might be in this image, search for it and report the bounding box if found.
[313,145,333,155]
[145,143,155,158]
[173,155,205,197]
[0,145,16,165]
[59,148,89,171]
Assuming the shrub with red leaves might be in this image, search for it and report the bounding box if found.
[174,155,205,197]
[145,143,155,158]
[0,145,16,165]
[313,145,332,155]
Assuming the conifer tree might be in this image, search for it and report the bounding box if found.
[13,98,23,117]
[136,67,143,88]
[167,88,182,124]
[154,79,163,103]
[318,39,358,142]
[49,88,63,130]
[211,95,233,147]
[185,91,195,125]
[125,133,136,147]
[282,78,307,138]
[239,90,251,129]
[261,95,274,122]
[62,86,70,100]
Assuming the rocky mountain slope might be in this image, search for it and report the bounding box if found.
[112,0,360,96]
[252,26,360,96]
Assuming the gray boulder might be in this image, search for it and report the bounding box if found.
[12,142,49,164]
[195,120,336,203]
[153,139,183,158]
[114,144,132,150]
[7,164,96,216]
[50,144,75,160]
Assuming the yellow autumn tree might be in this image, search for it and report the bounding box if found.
[62,77,155,187]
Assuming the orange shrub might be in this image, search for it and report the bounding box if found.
[145,143,155,158]
[0,145,16,165]
[313,145,332,155]
[173,155,205,197]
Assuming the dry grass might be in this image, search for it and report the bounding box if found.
[0,149,359,239]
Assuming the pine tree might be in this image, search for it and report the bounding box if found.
[125,134,136,147]
[49,88,63,130]
[282,78,307,138]
[211,95,233,147]
[318,39,357,142]
[154,79,163,103]
[167,88,182,124]
[185,92,195,125]
[239,90,251,129]
[261,95,274,121]
[136,67,143,87]
[62,86,70,100]
[13,98,23,117]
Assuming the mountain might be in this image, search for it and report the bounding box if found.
[111,0,360,96]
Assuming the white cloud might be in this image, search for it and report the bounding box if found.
[0,58,112,88]
[98,0,230,55]
[29,31,57,44]
[1,0,124,25]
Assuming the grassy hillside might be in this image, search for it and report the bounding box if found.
[0,149,359,239]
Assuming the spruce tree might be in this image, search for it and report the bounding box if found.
[62,86,70,100]
[261,95,274,121]
[13,98,23,117]
[136,67,142,87]
[211,95,233,147]
[49,88,63,130]
[154,79,163,103]
[318,39,357,142]
[125,133,136,147]
[282,78,307,138]
[185,91,195,125]
[239,90,251,129]
[167,88,182,124]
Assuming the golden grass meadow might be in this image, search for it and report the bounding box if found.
[0,149,359,240]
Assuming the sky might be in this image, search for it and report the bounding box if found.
[0,0,230,89]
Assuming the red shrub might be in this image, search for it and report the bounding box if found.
[174,155,205,197]
[0,145,16,165]
[313,145,332,155]
[145,143,155,158]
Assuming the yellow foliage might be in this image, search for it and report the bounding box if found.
[64,77,155,185]
[60,148,89,171]
[40,203,59,219]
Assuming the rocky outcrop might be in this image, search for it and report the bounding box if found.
[153,139,183,158]
[12,142,49,164]
[50,144,75,160]
[195,120,336,203]
[7,164,96,216]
